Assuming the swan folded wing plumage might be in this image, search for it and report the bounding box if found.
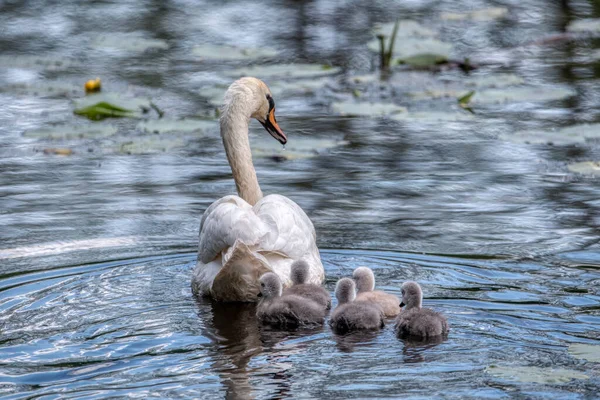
[253,194,317,260]
[198,195,271,264]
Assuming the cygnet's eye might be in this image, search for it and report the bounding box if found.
[401,289,405,295]
[261,283,265,287]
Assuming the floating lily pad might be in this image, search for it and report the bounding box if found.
[568,343,600,362]
[118,137,185,154]
[225,64,341,79]
[201,78,330,106]
[91,33,169,53]
[391,111,475,122]
[398,53,448,67]
[192,44,278,61]
[373,20,437,38]
[407,89,467,100]
[24,124,118,139]
[567,19,600,33]
[4,81,81,98]
[485,365,588,384]
[407,74,528,100]
[251,136,347,160]
[348,74,381,84]
[331,101,407,117]
[367,37,453,62]
[137,119,217,135]
[441,7,508,22]
[464,74,524,88]
[567,162,600,176]
[271,78,332,94]
[500,124,600,145]
[472,86,576,104]
[0,55,79,71]
[368,18,451,65]
[74,93,154,120]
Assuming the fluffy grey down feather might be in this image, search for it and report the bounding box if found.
[329,301,385,333]
[395,307,449,338]
[257,294,325,328]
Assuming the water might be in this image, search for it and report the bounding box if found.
[1,0,600,398]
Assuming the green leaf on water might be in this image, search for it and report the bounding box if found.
[74,93,154,121]
[74,102,136,120]
[398,53,448,67]
[458,90,475,105]
[458,90,476,114]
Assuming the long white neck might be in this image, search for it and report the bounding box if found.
[220,94,263,205]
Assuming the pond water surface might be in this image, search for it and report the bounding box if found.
[1,0,600,398]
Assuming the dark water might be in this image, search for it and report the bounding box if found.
[1,0,600,398]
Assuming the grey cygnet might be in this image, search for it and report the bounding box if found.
[257,272,325,328]
[283,260,331,311]
[395,281,449,338]
[353,266,401,317]
[329,278,385,333]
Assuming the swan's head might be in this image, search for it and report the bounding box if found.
[223,77,287,145]
[335,278,356,305]
[290,260,310,285]
[400,281,423,310]
[258,272,283,299]
[352,267,375,293]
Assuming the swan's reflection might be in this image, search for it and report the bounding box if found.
[198,299,322,399]
[204,300,261,400]
[400,335,447,363]
[333,330,380,353]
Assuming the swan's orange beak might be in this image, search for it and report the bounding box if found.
[260,108,287,145]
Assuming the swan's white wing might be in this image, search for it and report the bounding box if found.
[198,195,270,264]
[254,194,318,260]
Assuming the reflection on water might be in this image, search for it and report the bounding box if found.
[0,250,598,398]
[1,0,600,397]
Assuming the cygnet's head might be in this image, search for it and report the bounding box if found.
[222,77,286,144]
[258,272,283,299]
[400,281,423,310]
[290,260,310,285]
[352,267,375,293]
[335,278,357,305]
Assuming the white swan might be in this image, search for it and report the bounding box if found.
[191,77,325,302]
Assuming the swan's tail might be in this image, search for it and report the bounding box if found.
[211,240,272,302]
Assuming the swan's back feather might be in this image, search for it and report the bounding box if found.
[198,195,269,264]
[194,194,324,299]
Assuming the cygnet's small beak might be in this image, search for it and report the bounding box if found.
[257,292,263,298]
[400,302,405,308]
[260,108,287,145]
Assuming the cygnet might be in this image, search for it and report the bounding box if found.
[395,281,449,338]
[283,260,331,311]
[256,272,325,328]
[353,266,401,317]
[329,278,385,333]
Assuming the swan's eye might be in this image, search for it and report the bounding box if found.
[401,289,405,295]
[266,94,275,112]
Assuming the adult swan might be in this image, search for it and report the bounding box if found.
[191,77,325,302]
